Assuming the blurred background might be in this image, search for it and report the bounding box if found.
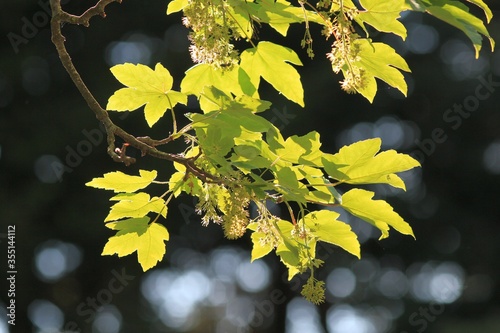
[1,0,500,332]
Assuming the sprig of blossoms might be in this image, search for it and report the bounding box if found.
[301,276,326,304]
[325,4,365,93]
[220,184,250,239]
[182,0,242,68]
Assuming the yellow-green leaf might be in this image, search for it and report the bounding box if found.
[107,63,187,127]
[240,41,304,106]
[276,220,301,279]
[180,64,255,97]
[250,231,274,262]
[105,192,167,222]
[86,170,157,193]
[226,0,255,39]
[466,0,493,23]
[341,188,415,240]
[271,131,323,166]
[102,218,169,271]
[351,39,411,102]
[168,171,203,197]
[302,210,360,258]
[166,0,188,14]
[323,138,420,190]
[356,0,411,39]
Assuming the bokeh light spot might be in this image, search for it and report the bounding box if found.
[327,268,356,298]
[377,269,408,299]
[105,33,154,66]
[28,300,64,332]
[236,260,271,293]
[34,154,63,183]
[286,297,323,333]
[327,305,376,333]
[483,140,500,174]
[210,248,241,282]
[225,296,254,327]
[407,24,439,54]
[373,116,405,149]
[34,240,83,282]
[440,39,488,80]
[409,261,465,303]
[92,306,122,333]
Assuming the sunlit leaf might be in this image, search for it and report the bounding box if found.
[226,0,255,39]
[270,131,323,166]
[86,170,157,193]
[351,39,411,102]
[250,231,274,261]
[181,64,255,98]
[240,41,304,106]
[302,210,360,258]
[466,0,493,23]
[356,0,411,39]
[341,188,415,240]
[323,138,420,190]
[105,192,166,222]
[102,218,169,271]
[107,63,187,127]
[276,220,301,279]
[166,0,188,14]
[275,167,309,202]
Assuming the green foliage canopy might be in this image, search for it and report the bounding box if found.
[74,0,494,303]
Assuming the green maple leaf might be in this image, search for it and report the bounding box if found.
[240,41,304,106]
[251,231,274,261]
[86,170,157,193]
[466,0,493,23]
[105,192,167,222]
[356,0,411,39]
[180,64,255,97]
[302,210,360,258]
[351,39,411,102]
[166,0,188,14]
[248,222,275,262]
[275,167,309,202]
[270,131,323,166]
[341,189,415,239]
[107,63,187,127]
[102,217,169,271]
[323,138,420,190]
[226,0,255,39]
[275,220,302,279]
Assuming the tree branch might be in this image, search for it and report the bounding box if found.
[49,0,220,181]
